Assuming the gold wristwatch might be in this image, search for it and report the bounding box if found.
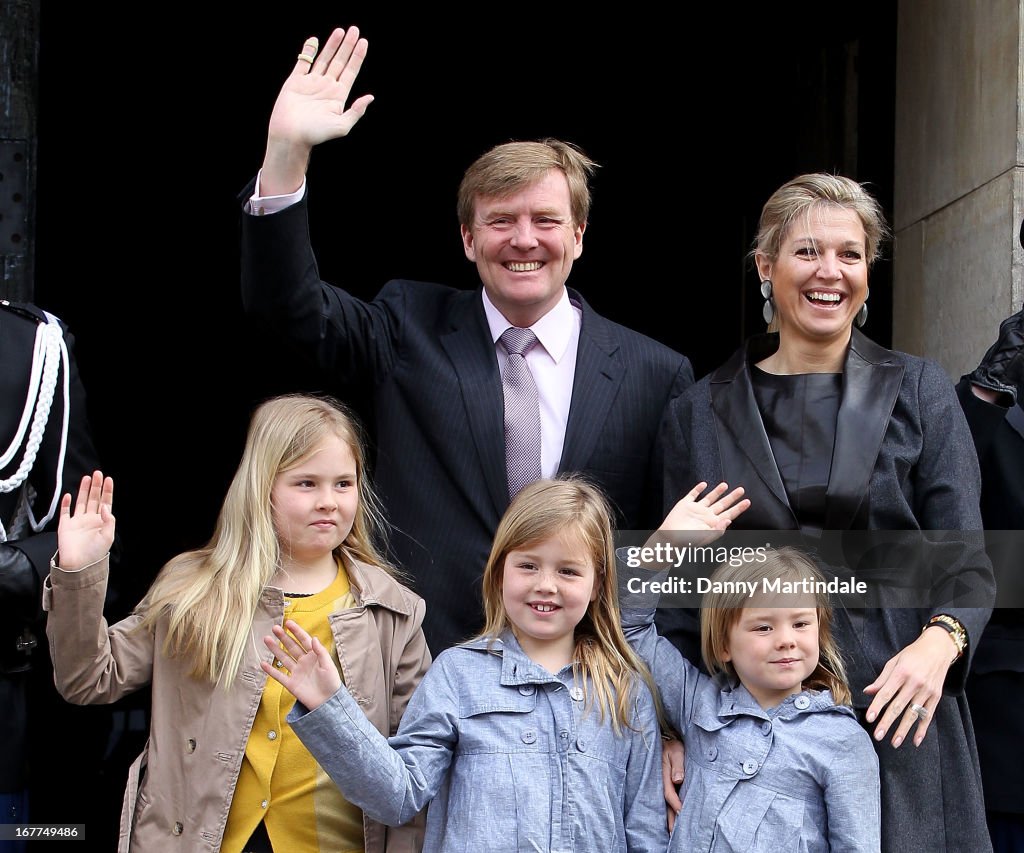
[923,613,967,662]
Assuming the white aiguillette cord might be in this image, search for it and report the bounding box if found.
[0,312,70,541]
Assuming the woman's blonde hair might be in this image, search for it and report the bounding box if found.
[752,172,889,267]
[477,475,661,732]
[700,546,851,705]
[138,394,392,684]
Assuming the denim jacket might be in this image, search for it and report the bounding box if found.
[621,595,880,852]
[289,631,667,852]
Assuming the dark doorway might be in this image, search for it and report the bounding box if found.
[32,4,897,846]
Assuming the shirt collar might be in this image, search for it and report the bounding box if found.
[715,678,854,721]
[459,630,570,686]
[481,287,575,364]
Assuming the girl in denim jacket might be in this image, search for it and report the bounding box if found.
[265,476,667,852]
[623,493,880,853]
[46,395,430,853]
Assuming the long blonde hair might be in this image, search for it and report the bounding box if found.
[700,547,852,705]
[477,476,661,732]
[138,394,392,684]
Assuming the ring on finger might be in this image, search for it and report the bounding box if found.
[910,702,929,720]
[296,53,314,65]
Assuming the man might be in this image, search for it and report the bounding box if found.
[957,302,1024,853]
[241,27,692,651]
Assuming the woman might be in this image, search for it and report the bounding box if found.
[658,173,995,852]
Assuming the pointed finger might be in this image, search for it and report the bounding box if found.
[681,482,709,503]
[85,470,105,515]
[73,474,92,516]
[699,482,730,506]
[313,27,347,76]
[101,476,114,513]
[270,624,307,661]
[325,27,363,82]
[263,635,295,670]
[260,659,289,687]
[721,498,751,522]
[711,486,746,512]
[283,619,315,651]
[912,699,938,747]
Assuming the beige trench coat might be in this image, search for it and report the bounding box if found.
[43,554,431,853]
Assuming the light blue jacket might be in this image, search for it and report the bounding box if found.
[289,631,667,852]
[621,594,880,852]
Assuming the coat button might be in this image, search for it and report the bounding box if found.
[570,686,585,701]
[261,799,268,809]
[518,685,535,696]
[521,730,537,744]
[173,822,183,835]
[742,760,758,775]
[576,739,587,752]
[268,730,278,740]
[794,696,811,710]
[705,746,718,761]
[186,738,196,753]
[761,721,772,735]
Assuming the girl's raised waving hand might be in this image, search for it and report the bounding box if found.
[57,471,114,570]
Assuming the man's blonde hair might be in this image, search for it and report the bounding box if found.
[457,139,597,228]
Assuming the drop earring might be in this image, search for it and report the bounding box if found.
[760,279,775,325]
[855,289,869,327]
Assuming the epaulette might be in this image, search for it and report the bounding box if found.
[0,299,51,326]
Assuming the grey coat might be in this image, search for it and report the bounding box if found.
[657,330,995,853]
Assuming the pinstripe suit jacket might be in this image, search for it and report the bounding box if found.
[240,188,693,651]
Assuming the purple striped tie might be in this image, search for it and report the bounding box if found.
[499,327,542,499]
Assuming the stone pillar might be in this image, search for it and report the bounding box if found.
[893,0,1024,377]
[0,0,39,303]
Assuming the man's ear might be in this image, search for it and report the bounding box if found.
[572,220,586,260]
[461,224,476,262]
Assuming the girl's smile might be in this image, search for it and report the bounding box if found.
[501,531,598,671]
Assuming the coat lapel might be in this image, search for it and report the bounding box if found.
[439,291,509,516]
[1006,402,1024,440]
[710,335,799,529]
[558,295,624,474]
[824,329,904,529]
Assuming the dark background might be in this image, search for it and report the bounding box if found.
[31,4,897,846]
[35,4,897,603]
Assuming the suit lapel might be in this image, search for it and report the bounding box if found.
[1006,402,1024,440]
[824,330,904,529]
[439,291,509,516]
[710,336,799,529]
[559,296,624,473]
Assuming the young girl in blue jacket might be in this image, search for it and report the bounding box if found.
[622,486,880,852]
[264,476,667,852]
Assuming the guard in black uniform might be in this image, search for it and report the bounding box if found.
[958,300,1024,853]
[0,301,109,848]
